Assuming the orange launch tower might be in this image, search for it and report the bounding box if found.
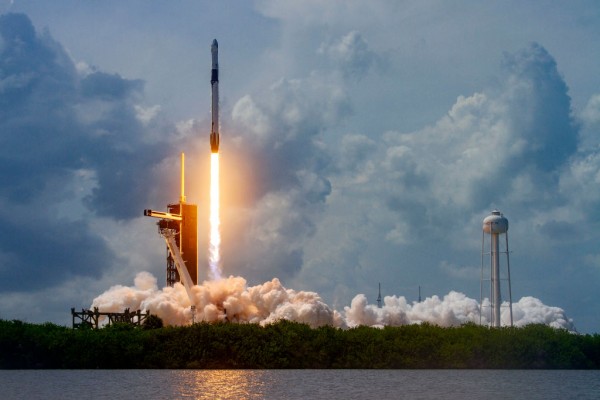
[144,153,198,286]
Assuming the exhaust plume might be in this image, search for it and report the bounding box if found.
[92,272,342,328]
[344,291,575,331]
[208,153,222,280]
[92,272,574,331]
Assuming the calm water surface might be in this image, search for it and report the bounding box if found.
[1,369,599,399]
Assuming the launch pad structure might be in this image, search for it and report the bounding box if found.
[144,153,199,289]
[71,307,150,329]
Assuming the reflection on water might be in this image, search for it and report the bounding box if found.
[176,370,270,399]
[1,369,599,400]
[167,369,600,400]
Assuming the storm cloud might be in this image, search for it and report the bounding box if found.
[0,13,174,291]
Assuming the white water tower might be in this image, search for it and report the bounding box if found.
[480,210,513,327]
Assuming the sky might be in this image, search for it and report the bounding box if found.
[0,1,599,333]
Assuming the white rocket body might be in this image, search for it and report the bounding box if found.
[210,39,219,153]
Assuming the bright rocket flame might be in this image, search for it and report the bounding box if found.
[209,153,222,280]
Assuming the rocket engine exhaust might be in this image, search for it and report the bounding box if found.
[209,152,221,280]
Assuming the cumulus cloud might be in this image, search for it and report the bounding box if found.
[501,43,577,172]
[581,94,600,126]
[318,31,380,79]
[0,13,177,291]
[226,68,350,282]
[359,43,581,243]
[579,94,600,149]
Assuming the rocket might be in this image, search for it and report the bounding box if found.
[210,39,220,153]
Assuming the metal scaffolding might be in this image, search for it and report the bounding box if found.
[71,307,150,329]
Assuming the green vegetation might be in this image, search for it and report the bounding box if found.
[1,319,599,369]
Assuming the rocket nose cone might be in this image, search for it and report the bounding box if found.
[212,39,218,47]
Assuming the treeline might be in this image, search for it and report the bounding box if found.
[1,319,599,369]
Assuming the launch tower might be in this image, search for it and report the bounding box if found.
[144,153,198,286]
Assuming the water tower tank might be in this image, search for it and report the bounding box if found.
[483,210,508,234]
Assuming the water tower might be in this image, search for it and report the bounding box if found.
[480,210,513,327]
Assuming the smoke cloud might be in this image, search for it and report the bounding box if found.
[92,272,575,331]
[92,272,343,328]
[345,291,575,331]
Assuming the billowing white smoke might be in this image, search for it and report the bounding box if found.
[92,272,575,331]
[345,291,576,331]
[92,272,343,328]
[345,291,481,328]
[510,296,576,330]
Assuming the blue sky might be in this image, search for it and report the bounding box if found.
[0,1,599,333]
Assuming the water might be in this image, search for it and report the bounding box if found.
[0,370,599,399]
